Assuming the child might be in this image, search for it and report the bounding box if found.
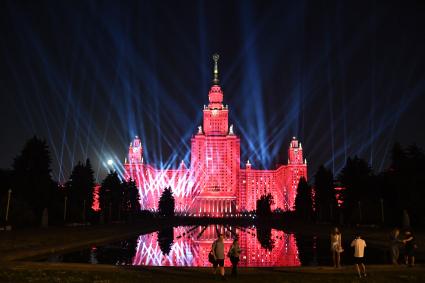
[351,234,367,278]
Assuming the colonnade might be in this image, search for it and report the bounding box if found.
[197,199,235,215]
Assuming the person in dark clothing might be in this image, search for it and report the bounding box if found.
[403,230,416,267]
[227,237,241,277]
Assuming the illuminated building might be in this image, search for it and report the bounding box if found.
[124,54,307,215]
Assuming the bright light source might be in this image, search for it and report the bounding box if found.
[107,159,114,166]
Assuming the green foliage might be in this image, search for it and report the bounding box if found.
[158,187,175,217]
[295,177,313,221]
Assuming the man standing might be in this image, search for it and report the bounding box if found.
[351,234,367,278]
[213,233,226,280]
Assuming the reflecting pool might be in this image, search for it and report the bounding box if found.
[46,225,388,267]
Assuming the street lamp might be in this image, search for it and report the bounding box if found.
[107,159,114,166]
[5,189,12,223]
[63,196,68,222]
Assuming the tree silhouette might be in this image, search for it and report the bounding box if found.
[338,156,374,223]
[99,171,122,222]
[314,165,337,222]
[122,179,141,221]
[11,136,56,225]
[256,193,274,218]
[0,169,12,197]
[158,187,175,217]
[295,177,313,221]
[65,159,95,222]
[383,143,425,225]
[158,227,174,255]
[256,225,274,251]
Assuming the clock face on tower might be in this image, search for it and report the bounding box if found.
[133,147,139,153]
[212,109,218,116]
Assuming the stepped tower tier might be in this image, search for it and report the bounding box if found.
[128,136,143,164]
[203,54,229,136]
[191,54,240,215]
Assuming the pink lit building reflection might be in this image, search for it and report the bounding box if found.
[132,226,300,267]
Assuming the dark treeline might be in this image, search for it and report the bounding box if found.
[99,171,141,223]
[0,137,61,226]
[1,137,424,228]
[0,136,141,227]
[294,142,425,227]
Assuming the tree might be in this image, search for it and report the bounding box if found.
[338,156,374,223]
[99,171,122,222]
[158,227,174,255]
[295,177,313,221]
[158,187,175,217]
[405,144,425,224]
[384,143,425,225]
[11,136,56,225]
[314,165,337,222]
[0,169,12,197]
[256,193,274,218]
[256,225,274,251]
[65,159,95,222]
[391,142,407,172]
[122,179,141,221]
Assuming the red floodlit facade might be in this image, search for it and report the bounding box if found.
[132,225,300,267]
[124,55,307,215]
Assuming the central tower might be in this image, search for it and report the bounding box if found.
[124,53,308,215]
[190,54,240,215]
[203,54,228,136]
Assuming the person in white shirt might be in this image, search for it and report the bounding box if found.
[351,234,367,278]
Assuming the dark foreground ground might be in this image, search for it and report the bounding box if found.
[1,262,425,283]
[0,221,424,283]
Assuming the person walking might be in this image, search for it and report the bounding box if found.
[212,233,226,280]
[403,230,416,267]
[390,228,401,265]
[330,227,343,268]
[351,234,367,278]
[227,237,242,277]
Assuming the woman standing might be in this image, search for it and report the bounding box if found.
[390,228,401,265]
[228,237,242,277]
[330,227,343,268]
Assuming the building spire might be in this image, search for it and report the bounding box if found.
[212,53,220,85]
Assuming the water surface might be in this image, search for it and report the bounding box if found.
[46,225,387,267]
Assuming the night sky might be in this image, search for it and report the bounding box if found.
[1,0,424,183]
